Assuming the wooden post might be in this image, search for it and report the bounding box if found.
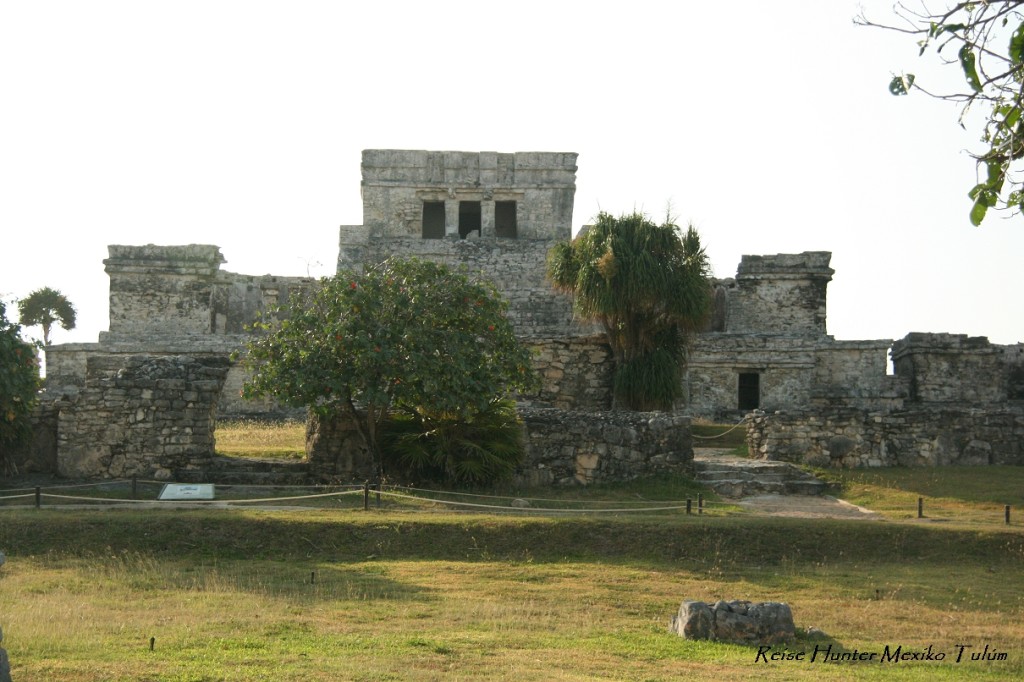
[363,482,370,511]
[1006,505,1011,525]
[917,497,923,519]
[34,486,41,509]
[375,483,381,509]
[698,493,704,515]
[686,498,692,515]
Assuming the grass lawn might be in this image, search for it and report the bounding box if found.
[3,420,1022,680]
[2,481,1023,680]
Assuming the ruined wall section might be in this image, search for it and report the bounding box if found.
[349,238,579,338]
[306,407,692,486]
[104,244,313,341]
[56,354,230,479]
[521,336,613,411]
[892,333,1022,404]
[747,408,1024,468]
[725,252,833,335]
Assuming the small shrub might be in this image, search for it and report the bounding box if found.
[382,400,524,485]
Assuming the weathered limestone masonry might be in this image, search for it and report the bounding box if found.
[515,408,691,485]
[747,334,1024,467]
[338,150,582,339]
[31,149,1023,481]
[57,354,229,479]
[687,252,899,419]
[305,407,692,486]
[46,244,313,418]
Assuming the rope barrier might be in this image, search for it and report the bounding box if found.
[39,494,144,504]
[39,489,365,505]
[691,415,750,440]
[0,480,131,494]
[374,489,692,514]
[390,485,687,505]
[0,493,36,501]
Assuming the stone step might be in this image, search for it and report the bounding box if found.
[692,456,826,498]
[176,456,311,486]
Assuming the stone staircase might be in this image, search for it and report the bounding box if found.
[693,449,826,498]
[175,456,311,486]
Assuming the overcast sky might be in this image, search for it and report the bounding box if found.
[2,0,1023,350]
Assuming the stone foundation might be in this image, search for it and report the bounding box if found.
[747,407,1024,468]
[305,406,692,485]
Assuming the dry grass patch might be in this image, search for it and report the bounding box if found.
[1,507,1023,680]
[215,419,306,460]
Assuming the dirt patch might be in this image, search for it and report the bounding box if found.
[736,494,881,520]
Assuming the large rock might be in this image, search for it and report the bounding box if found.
[669,599,795,645]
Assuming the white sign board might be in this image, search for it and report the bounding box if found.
[158,484,215,500]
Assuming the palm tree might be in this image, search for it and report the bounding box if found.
[18,287,76,345]
[548,210,711,410]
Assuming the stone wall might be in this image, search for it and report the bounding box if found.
[521,336,613,411]
[305,407,692,486]
[342,236,582,339]
[56,354,230,479]
[517,407,692,486]
[892,333,1020,404]
[747,407,1024,468]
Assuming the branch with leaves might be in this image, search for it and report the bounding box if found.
[859,1,1024,224]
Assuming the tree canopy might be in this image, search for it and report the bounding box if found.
[241,257,538,478]
[18,287,76,345]
[548,210,711,411]
[859,1,1024,225]
[1,301,40,475]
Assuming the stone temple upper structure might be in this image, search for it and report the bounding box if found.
[338,150,581,339]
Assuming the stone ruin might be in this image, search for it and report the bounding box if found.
[11,148,1023,483]
[670,600,796,646]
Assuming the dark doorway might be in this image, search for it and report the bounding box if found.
[459,201,482,238]
[495,200,517,238]
[738,372,760,410]
[422,201,445,239]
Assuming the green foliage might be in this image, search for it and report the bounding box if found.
[17,286,76,345]
[548,210,711,410]
[241,257,538,475]
[1,301,41,474]
[862,1,1024,225]
[382,399,524,485]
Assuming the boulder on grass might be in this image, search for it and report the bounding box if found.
[669,599,795,645]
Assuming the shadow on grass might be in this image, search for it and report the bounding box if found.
[3,510,1022,570]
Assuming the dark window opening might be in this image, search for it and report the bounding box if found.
[738,372,760,410]
[422,201,446,239]
[495,200,517,238]
[459,201,481,239]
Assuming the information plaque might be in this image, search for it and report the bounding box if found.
[158,484,215,500]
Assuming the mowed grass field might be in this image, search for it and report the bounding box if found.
[1,422,1023,680]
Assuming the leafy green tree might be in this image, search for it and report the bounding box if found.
[1,301,41,475]
[548,210,711,411]
[241,257,538,479]
[859,1,1024,224]
[18,287,76,345]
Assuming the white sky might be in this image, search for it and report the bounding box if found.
[2,0,1023,348]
